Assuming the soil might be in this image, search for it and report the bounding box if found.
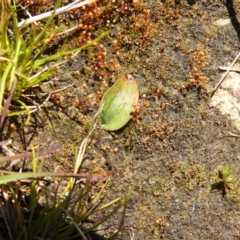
[3,0,240,239]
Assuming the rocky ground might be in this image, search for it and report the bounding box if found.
[3,0,240,239]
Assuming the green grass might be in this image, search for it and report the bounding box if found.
[0,141,131,239]
[0,0,109,124]
[0,176,131,239]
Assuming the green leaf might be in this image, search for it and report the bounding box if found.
[97,75,139,131]
[0,171,105,184]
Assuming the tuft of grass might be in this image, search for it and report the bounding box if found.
[0,141,130,239]
[0,173,131,240]
[0,0,109,127]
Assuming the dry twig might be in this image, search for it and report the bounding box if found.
[18,0,92,28]
[212,51,240,97]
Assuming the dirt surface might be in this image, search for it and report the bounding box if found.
[4,0,240,239]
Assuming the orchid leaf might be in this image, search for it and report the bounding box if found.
[97,75,139,131]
